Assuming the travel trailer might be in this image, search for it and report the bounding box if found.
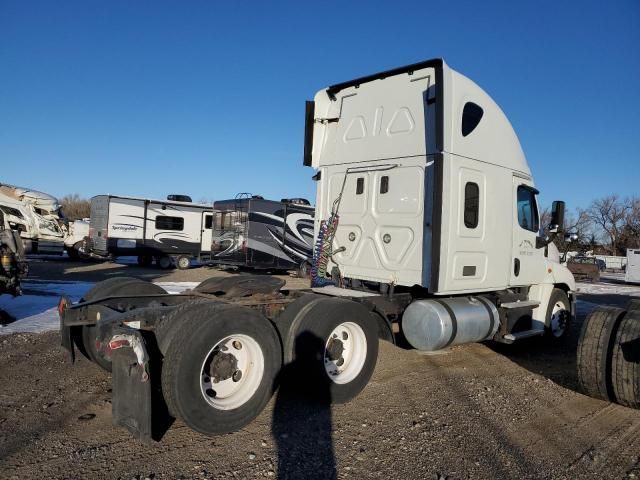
[212,196,314,272]
[0,182,66,254]
[85,195,214,269]
[61,59,591,442]
[626,248,640,284]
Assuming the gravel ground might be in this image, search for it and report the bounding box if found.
[1,259,639,479]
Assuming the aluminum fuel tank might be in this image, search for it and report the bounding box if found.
[402,297,499,351]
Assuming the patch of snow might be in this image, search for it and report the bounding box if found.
[0,280,199,335]
[575,281,640,297]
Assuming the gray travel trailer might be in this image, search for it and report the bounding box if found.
[211,195,314,272]
[86,195,214,269]
[61,59,637,443]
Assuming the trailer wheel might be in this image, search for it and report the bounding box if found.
[176,255,191,270]
[80,278,167,372]
[544,289,571,341]
[161,304,281,436]
[576,306,625,401]
[278,296,378,404]
[156,255,173,269]
[611,308,640,408]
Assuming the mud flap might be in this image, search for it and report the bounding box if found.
[111,331,154,443]
[58,296,75,362]
[110,328,172,442]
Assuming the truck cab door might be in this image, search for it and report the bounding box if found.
[510,178,544,286]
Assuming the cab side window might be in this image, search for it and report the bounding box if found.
[516,186,539,232]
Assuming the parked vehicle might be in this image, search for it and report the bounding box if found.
[60,58,576,442]
[567,256,601,282]
[0,208,27,296]
[212,195,314,272]
[625,249,640,284]
[64,219,90,259]
[0,182,66,254]
[84,195,214,269]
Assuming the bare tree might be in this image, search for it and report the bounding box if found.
[586,194,632,255]
[60,194,91,221]
[542,205,593,252]
[619,196,640,251]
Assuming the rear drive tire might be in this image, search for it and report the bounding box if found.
[576,306,625,401]
[276,296,378,404]
[611,308,640,409]
[81,278,166,372]
[161,304,281,435]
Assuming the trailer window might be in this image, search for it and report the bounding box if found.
[356,177,364,195]
[462,102,483,137]
[155,216,184,231]
[463,182,479,228]
[516,186,539,233]
[380,176,389,194]
[204,215,213,229]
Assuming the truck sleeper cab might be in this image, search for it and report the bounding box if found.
[306,58,575,346]
[59,59,576,442]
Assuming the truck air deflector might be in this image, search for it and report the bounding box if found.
[326,58,444,96]
[303,100,315,167]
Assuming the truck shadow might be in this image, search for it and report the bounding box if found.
[272,332,336,480]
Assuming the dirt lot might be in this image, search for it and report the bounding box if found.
[1,258,639,479]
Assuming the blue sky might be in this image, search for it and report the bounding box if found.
[1,1,638,211]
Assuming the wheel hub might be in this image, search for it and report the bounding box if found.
[323,322,367,384]
[199,334,265,410]
[208,350,239,383]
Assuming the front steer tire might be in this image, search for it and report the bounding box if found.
[160,304,282,436]
[544,288,571,342]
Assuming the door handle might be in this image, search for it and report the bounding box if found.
[514,258,520,277]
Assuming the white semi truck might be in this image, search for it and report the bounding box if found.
[59,59,579,442]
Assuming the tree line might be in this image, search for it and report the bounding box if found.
[542,194,640,256]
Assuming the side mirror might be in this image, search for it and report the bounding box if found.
[549,200,565,233]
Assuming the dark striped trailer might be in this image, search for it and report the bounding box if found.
[211,196,314,272]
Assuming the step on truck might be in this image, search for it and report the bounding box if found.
[59,58,579,442]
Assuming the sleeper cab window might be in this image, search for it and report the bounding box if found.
[464,182,479,228]
[380,175,389,194]
[516,186,539,232]
[356,177,364,195]
[461,102,483,137]
[156,215,184,231]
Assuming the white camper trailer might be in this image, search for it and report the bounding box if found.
[0,183,66,254]
[86,195,214,269]
[61,59,582,442]
[626,249,640,284]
